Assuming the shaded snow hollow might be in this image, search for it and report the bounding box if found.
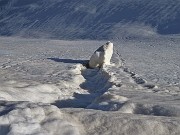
[0,37,180,135]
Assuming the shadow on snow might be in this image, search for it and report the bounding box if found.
[47,58,89,65]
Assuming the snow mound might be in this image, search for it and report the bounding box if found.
[69,108,180,135]
[0,64,86,103]
[116,102,180,117]
[0,101,84,135]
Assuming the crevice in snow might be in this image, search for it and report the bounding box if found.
[50,54,177,116]
[52,65,114,109]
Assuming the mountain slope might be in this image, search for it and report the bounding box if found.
[0,0,180,39]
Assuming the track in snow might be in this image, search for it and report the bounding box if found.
[51,54,180,117]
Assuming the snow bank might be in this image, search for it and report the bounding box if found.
[67,108,180,135]
[0,64,86,103]
[0,102,84,135]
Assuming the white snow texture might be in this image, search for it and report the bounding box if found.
[0,37,180,135]
[0,0,180,134]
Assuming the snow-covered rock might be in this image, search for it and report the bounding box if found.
[89,41,113,68]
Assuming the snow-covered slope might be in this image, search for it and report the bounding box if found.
[0,0,180,39]
[0,1,180,134]
[0,36,180,135]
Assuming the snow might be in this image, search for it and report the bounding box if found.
[1,0,180,39]
[0,36,180,135]
[0,102,84,135]
[0,1,180,134]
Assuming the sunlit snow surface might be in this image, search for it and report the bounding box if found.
[0,36,180,135]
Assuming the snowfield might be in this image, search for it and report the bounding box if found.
[1,0,180,134]
[0,36,180,135]
[1,0,180,39]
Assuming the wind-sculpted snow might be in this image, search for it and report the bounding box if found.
[0,37,180,135]
[63,108,180,135]
[0,102,84,135]
[0,0,180,39]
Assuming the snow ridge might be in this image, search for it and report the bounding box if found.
[51,55,180,118]
[0,37,180,135]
